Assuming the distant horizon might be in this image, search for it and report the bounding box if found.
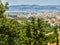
[1,0,60,6]
[9,4,60,6]
[9,0,60,6]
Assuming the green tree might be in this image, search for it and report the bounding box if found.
[0,18,21,45]
[25,17,50,45]
[0,0,21,45]
[53,25,59,45]
[0,0,8,18]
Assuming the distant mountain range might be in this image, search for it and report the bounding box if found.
[9,5,60,11]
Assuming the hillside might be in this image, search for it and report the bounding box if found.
[9,5,60,11]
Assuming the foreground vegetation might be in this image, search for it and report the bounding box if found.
[0,0,60,45]
[0,16,60,45]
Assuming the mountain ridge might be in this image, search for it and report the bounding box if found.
[9,5,60,10]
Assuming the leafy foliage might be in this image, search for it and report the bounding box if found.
[0,0,8,18]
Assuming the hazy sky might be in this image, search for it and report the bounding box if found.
[2,0,60,6]
[2,0,8,4]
